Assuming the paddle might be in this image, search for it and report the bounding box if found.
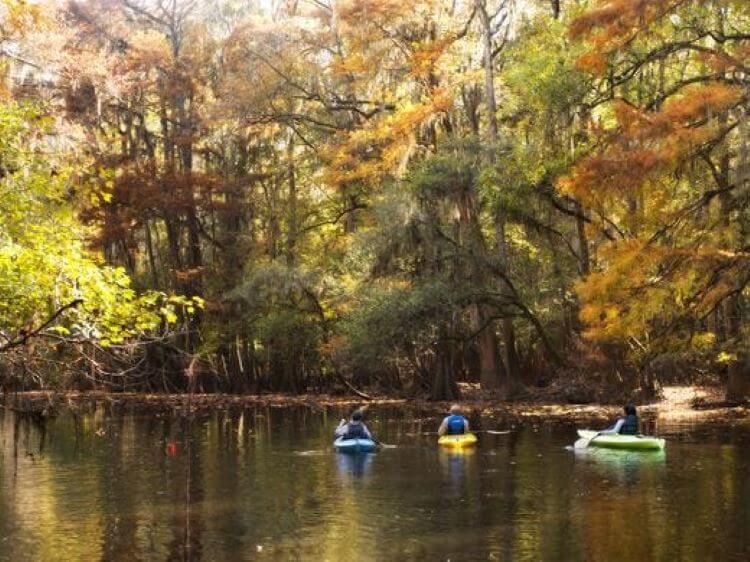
[574,431,600,450]
[370,436,397,448]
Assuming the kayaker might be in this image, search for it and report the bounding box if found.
[437,404,470,436]
[601,404,639,435]
[335,410,375,441]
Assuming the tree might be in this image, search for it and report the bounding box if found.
[0,100,192,387]
[566,0,750,399]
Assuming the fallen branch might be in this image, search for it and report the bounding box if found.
[336,373,373,401]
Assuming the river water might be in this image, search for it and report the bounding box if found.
[0,404,749,561]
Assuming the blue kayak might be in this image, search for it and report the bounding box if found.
[333,437,377,453]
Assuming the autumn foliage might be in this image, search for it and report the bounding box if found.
[564,0,750,399]
[2,0,750,402]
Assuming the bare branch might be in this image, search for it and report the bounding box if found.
[0,300,84,353]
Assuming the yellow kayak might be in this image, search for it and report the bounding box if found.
[438,433,477,449]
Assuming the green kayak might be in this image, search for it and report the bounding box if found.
[577,430,666,451]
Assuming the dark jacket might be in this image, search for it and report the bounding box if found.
[335,420,373,440]
[619,414,639,435]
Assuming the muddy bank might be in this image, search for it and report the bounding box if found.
[2,386,748,426]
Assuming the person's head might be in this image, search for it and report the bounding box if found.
[624,404,637,416]
[450,404,462,415]
[351,410,364,422]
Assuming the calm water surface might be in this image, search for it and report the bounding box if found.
[1,405,749,561]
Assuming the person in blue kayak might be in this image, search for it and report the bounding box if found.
[601,404,639,435]
[438,404,470,436]
[335,409,375,440]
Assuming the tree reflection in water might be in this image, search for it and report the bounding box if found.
[1,407,749,561]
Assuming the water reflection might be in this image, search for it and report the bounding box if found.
[438,448,476,496]
[574,447,666,485]
[1,408,749,561]
[335,451,374,479]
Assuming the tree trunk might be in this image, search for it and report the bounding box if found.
[177,91,202,295]
[286,133,298,266]
[495,218,520,391]
[164,216,182,280]
[144,219,160,287]
[477,0,499,141]
[574,200,590,276]
[470,304,508,390]
[431,327,460,400]
[727,353,750,403]
[344,192,359,233]
[550,0,561,19]
[476,0,519,393]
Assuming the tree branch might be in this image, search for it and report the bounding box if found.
[0,299,84,353]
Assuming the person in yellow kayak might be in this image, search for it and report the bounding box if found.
[335,410,375,440]
[600,404,639,435]
[438,404,470,436]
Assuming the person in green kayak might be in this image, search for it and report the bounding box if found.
[601,404,639,435]
[335,410,375,441]
[438,404,470,436]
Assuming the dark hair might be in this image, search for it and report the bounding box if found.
[624,404,637,416]
[351,410,364,421]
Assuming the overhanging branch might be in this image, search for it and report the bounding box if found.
[0,299,84,353]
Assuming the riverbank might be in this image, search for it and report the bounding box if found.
[2,385,748,424]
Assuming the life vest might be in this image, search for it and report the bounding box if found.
[619,414,639,435]
[343,421,369,440]
[445,415,466,435]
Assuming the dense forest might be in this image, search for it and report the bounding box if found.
[0,0,748,402]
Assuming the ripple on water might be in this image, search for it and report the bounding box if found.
[1,408,749,562]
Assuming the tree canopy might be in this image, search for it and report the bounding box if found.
[1,0,749,402]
